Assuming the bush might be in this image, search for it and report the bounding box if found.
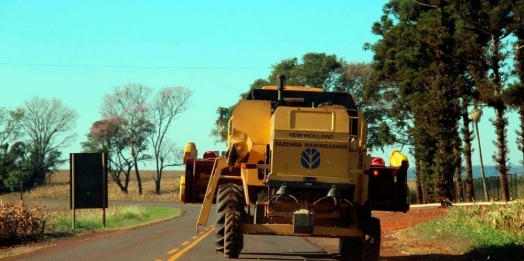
[0,200,46,245]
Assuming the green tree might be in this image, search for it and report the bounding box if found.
[267,58,300,86]
[0,142,31,192]
[82,116,133,193]
[453,0,517,201]
[0,108,23,192]
[0,107,21,146]
[461,96,475,202]
[506,2,524,175]
[368,0,466,203]
[294,52,341,89]
[333,61,399,152]
[210,53,342,144]
[267,52,341,89]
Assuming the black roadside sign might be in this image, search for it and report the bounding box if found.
[70,153,108,209]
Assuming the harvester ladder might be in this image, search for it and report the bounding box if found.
[196,155,228,233]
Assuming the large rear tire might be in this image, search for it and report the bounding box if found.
[215,184,244,254]
[339,217,381,261]
[224,210,242,258]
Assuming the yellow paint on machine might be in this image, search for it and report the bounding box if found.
[270,106,354,179]
[166,227,215,261]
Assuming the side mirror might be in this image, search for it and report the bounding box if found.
[219,107,229,122]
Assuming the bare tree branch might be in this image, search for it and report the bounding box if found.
[411,0,437,8]
[148,86,193,194]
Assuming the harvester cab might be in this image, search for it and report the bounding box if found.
[180,75,410,260]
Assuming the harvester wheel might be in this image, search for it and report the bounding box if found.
[215,183,244,254]
[224,210,243,258]
[339,217,381,261]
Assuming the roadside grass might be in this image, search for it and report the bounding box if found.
[47,204,181,234]
[402,201,524,260]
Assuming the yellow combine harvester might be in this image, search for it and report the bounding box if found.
[180,75,410,260]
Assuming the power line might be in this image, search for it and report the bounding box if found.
[0,62,271,70]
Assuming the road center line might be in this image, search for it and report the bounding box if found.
[166,227,215,261]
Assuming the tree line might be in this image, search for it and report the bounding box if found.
[0,84,193,195]
[3,1,524,203]
[212,1,524,204]
[368,0,524,203]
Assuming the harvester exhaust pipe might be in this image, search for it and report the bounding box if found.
[277,75,286,100]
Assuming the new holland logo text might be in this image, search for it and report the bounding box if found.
[289,133,334,139]
[301,148,320,170]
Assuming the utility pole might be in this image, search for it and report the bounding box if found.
[471,107,489,201]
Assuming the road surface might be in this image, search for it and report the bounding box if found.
[5,200,343,261]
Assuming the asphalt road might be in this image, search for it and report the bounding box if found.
[8,200,341,261]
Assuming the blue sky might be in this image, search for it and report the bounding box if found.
[0,1,522,170]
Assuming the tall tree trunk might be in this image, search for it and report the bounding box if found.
[515,34,524,172]
[413,125,435,204]
[130,146,143,195]
[490,35,510,202]
[454,150,463,202]
[111,171,129,194]
[453,121,463,202]
[434,109,459,202]
[415,159,424,204]
[124,170,130,193]
[454,165,463,202]
[155,166,162,194]
[520,108,524,171]
[436,130,457,202]
[134,160,142,195]
[494,106,510,201]
[461,101,474,202]
[155,179,161,194]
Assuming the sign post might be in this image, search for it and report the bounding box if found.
[70,153,108,229]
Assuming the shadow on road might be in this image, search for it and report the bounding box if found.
[238,251,339,260]
[240,243,524,261]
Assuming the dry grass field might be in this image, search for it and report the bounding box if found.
[25,169,184,202]
[16,170,417,203]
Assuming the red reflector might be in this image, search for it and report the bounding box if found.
[373,170,379,176]
[241,163,257,169]
[371,157,385,166]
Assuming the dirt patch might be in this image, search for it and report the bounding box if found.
[306,205,458,259]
